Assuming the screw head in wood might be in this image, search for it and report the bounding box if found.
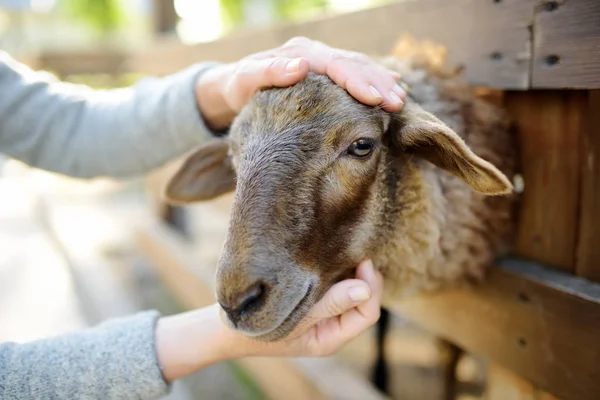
[490,52,503,61]
[545,54,560,66]
[545,1,559,12]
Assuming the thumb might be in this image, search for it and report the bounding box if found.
[307,278,372,321]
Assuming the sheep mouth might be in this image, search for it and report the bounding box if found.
[280,283,313,326]
[255,283,314,341]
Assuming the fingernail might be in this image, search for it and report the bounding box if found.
[369,86,383,100]
[285,58,302,73]
[349,286,371,302]
[389,91,403,105]
[392,84,406,98]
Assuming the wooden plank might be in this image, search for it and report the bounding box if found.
[484,365,560,400]
[125,0,535,89]
[37,51,127,78]
[391,257,600,400]
[134,219,387,400]
[531,0,600,89]
[576,91,600,281]
[506,91,587,272]
[485,365,537,400]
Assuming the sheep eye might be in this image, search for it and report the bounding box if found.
[347,139,374,158]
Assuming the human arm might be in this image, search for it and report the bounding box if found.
[155,259,384,382]
[0,51,220,179]
[0,311,168,400]
[0,260,382,399]
[0,38,405,179]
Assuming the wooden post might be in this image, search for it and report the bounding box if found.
[505,91,588,273]
[576,90,600,281]
[438,340,462,400]
[152,0,178,35]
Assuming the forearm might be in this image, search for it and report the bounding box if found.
[0,311,169,400]
[0,51,222,179]
[155,304,270,382]
[155,305,228,382]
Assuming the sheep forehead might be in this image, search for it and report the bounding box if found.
[230,73,381,153]
[235,73,373,139]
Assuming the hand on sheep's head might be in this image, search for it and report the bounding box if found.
[195,36,406,131]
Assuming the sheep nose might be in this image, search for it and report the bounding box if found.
[218,282,267,325]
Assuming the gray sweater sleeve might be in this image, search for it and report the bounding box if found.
[0,53,225,398]
[0,311,169,400]
[0,50,221,178]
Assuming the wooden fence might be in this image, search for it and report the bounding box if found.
[78,0,598,399]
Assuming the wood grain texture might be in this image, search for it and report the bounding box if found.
[484,365,560,400]
[37,51,127,78]
[134,218,387,400]
[485,365,537,400]
[532,0,600,89]
[125,0,535,88]
[576,91,600,281]
[506,91,587,272]
[392,258,600,400]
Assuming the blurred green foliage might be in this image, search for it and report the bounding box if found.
[60,0,124,33]
[220,0,328,29]
[56,0,399,35]
[275,0,329,20]
[220,0,245,28]
[220,0,399,31]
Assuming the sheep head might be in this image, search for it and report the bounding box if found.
[163,72,512,341]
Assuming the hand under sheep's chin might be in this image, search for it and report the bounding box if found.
[218,287,324,343]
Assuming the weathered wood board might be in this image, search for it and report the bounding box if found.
[506,91,587,273]
[484,365,560,400]
[126,0,535,89]
[576,90,600,282]
[391,258,600,400]
[532,0,600,89]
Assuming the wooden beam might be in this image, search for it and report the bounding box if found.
[391,257,600,400]
[576,90,600,282]
[505,91,587,273]
[125,0,535,89]
[134,219,387,400]
[531,0,600,89]
[37,51,127,78]
[152,0,178,35]
[484,365,559,400]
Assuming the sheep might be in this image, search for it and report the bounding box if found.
[162,37,517,351]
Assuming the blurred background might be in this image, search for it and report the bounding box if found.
[0,1,486,399]
[1,0,398,55]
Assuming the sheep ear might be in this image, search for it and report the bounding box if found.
[392,102,513,195]
[163,140,236,204]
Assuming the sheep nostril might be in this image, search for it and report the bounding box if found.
[220,282,268,323]
[237,283,265,316]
